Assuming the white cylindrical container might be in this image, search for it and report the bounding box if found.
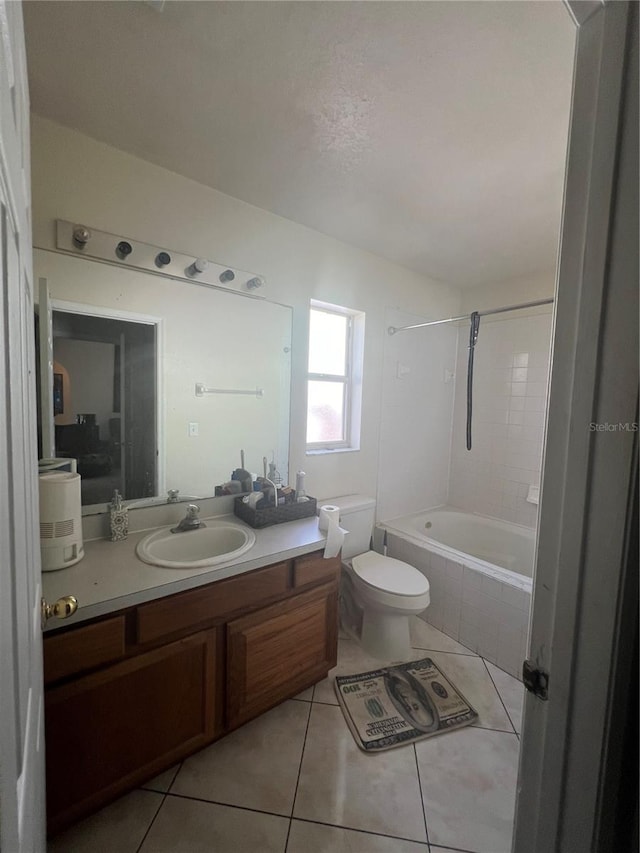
[39,472,84,571]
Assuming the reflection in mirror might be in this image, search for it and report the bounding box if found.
[51,310,157,505]
[35,249,292,513]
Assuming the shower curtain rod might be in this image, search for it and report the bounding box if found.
[387,297,554,336]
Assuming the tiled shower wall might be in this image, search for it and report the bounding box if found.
[448,311,552,528]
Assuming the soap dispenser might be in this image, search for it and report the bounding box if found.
[109,489,129,541]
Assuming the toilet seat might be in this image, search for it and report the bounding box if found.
[351,550,429,597]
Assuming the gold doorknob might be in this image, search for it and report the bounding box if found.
[41,595,78,628]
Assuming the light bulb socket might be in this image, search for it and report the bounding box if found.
[188,258,209,276]
[72,225,91,247]
[116,241,133,260]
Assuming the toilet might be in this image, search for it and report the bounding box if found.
[325,495,430,660]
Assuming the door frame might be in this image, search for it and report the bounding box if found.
[514,2,638,850]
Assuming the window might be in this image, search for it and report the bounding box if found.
[306,300,364,452]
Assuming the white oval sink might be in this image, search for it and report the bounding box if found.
[136,523,256,569]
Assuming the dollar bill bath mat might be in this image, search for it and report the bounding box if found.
[334,657,478,752]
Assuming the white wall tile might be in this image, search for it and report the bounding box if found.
[501,584,526,611]
[459,621,481,653]
[481,575,502,601]
[448,311,551,529]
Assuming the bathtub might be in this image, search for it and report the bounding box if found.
[379,507,533,678]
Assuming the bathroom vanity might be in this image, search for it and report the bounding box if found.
[42,517,339,835]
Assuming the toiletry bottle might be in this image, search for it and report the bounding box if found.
[268,461,282,485]
[295,471,309,502]
[109,489,129,541]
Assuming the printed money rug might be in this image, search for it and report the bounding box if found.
[335,657,478,752]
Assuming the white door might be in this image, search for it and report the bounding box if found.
[514,2,638,851]
[0,2,46,850]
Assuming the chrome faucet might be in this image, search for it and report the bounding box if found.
[171,504,206,533]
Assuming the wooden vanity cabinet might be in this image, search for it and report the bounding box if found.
[43,550,339,836]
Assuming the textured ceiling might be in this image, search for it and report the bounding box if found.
[23,1,575,287]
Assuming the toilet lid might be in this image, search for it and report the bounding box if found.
[351,551,429,596]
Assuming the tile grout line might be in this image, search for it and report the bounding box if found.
[163,789,292,820]
[135,791,167,853]
[140,761,182,795]
[155,790,432,847]
[284,697,314,851]
[413,742,431,849]
[411,646,480,658]
[481,657,519,735]
[342,633,480,659]
[284,814,434,847]
[136,761,183,852]
[471,723,519,736]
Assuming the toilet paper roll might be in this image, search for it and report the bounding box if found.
[318,504,340,532]
[321,506,347,559]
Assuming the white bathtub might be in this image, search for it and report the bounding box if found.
[382,507,535,582]
[379,506,534,678]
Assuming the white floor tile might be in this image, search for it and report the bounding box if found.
[430,848,472,853]
[485,661,524,734]
[287,821,429,852]
[294,703,427,843]
[410,617,477,655]
[48,789,162,853]
[426,651,514,733]
[415,727,519,853]
[139,796,288,853]
[171,699,309,815]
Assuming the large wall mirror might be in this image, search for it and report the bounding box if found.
[35,248,292,514]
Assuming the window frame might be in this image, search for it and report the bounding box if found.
[306,302,360,452]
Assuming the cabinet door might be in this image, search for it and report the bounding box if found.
[45,629,217,835]
[227,582,338,729]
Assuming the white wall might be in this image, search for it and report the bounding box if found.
[53,339,116,437]
[31,115,462,505]
[449,272,555,527]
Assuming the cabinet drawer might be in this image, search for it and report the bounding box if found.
[293,552,341,588]
[44,616,126,685]
[136,561,290,644]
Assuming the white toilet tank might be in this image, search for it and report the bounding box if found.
[321,495,376,559]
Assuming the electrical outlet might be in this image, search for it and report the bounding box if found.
[188,422,199,437]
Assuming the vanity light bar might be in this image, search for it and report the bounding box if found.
[195,383,264,398]
[56,220,267,299]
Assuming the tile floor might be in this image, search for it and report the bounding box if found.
[49,618,524,853]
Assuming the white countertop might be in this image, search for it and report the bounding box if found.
[42,514,328,631]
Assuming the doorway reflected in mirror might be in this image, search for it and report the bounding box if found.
[51,310,156,505]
